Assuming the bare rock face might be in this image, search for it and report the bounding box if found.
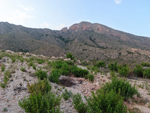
[60,27,68,33]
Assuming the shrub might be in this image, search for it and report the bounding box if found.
[35,69,47,80]
[143,68,150,78]
[18,92,61,113]
[134,65,143,77]
[1,64,5,72]
[62,89,72,100]
[66,52,74,60]
[72,67,89,77]
[49,69,61,84]
[11,58,16,63]
[91,66,99,74]
[84,74,94,82]
[36,58,45,64]
[141,62,150,67]
[103,77,138,100]
[28,79,51,95]
[95,61,105,67]
[110,71,116,77]
[0,70,11,88]
[118,66,129,77]
[87,89,127,113]
[108,62,118,71]
[20,67,26,72]
[72,93,87,113]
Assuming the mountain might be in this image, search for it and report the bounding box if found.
[0,21,150,64]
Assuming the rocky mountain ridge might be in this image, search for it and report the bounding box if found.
[0,21,150,64]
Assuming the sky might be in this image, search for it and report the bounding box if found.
[0,0,150,37]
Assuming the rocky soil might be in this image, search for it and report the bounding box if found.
[0,52,150,113]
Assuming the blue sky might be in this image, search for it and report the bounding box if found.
[0,0,149,37]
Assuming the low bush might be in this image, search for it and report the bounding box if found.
[110,71,116,77]
[11,58,16,63]
[36,58,45,64]
[20,67,26,72]
[134,65,143,77]
[72,93,87,113]
[118,66,129,77]
[108,62,118,71]
[66,52,74,60]
[91,66,99,74]
[49,69,61,84]
[0,70,11,88]
[141,62,150,67]
[1,64,5,72]
[84,74,94,82]
[18,92,61,113]
[34,69,47,80]
[28,79,51,95]
[95,61,105,67]
[62,89,72,100]
[72,67,89,77]
[87,89,127,113]
[143,68,150,78]
[103,77,138,100]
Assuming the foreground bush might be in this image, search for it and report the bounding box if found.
[72,93,87,113]
[62,89,72,100]
[71,67,89,77]
[143,68,150,78]
[103,77,138,100]
[19,92,61,113]
[87,90,127,113]
[28,79,51,95]
[84,74,94,82]
[35,69,47,80]
[141,62,150,67]
[1,64,5,72]
[134,65,143,77]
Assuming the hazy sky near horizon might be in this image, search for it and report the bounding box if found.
[0,0,149,37]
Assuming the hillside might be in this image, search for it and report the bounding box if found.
[1,50,150,112]
[0,21,150,64]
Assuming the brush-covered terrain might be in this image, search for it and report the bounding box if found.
[1,50,150,113]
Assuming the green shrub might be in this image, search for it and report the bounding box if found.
[118,66,129,77]
[108,62,118,71]
[95,61,105,67]
[103,77,138,100]
[11,58,16,63]
[49,69,61,84]
[143,68,150,78]
[141,62,150,67]
[134,65,143,77]
[36,58,45,64]
[35,69,47,80]
[19,92,61,113]
[72,93,87,113]
[0,70,11,88]
[28,79,51,95]
[62,89,72,100]
[1,64,5,72]
[66,52,74,60]
[91,66,99,74]
[87,89,127,113]
[110,71,116,77]
[20,67,26,72]
[72,67,89,77]
[84,74,94,82]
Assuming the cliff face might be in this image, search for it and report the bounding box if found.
[0,21,150,64]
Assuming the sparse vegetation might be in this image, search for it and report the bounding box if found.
[20,67,26,72]
[62,89,72,100]
[1,64,5,72]
[0,70,11,88]
[34,69,47,80]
